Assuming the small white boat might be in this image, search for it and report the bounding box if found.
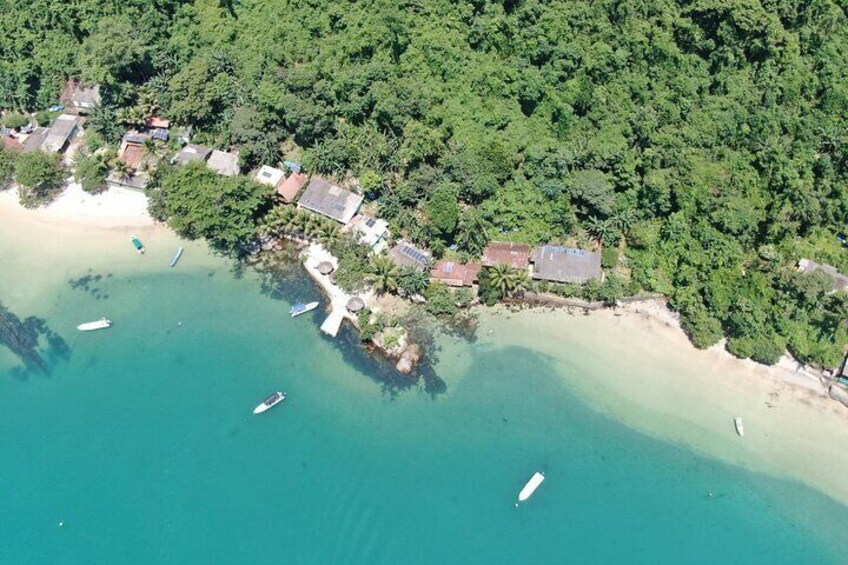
[169,246,184,267]
[516,472,545,506]
[253,391,286,414]
[77,318,112,332]
[734,417,744,437]
[290,301,319,318]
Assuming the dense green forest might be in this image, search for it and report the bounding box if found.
[1,0,846,366]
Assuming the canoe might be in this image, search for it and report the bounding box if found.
[131,235,145,254]
[77,318,112,332]
[516,472,545,505]
[170,246,184,267]
[734,417,744,437]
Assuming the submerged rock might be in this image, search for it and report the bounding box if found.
[395,343,422,374]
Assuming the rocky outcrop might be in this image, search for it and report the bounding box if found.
[395,343,422,374]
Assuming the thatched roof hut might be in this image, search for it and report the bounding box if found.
[317,261,335,275]
[346,296,365,312]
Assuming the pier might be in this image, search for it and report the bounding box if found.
[301,244,370,337]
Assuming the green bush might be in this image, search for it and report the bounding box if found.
[1,112,29,130]
[601,247,619,269]
[425,282,458,316]
[15,151,65,208]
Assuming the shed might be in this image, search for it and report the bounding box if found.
[482,242,531,269]
[41,114,80,153]
[254,165,286,188]
[276,172,308,203]
[430,261,482,287]
[297,177,363,224]
[207,149,240,177]
[172,144,212,166]
[530,245,602,284]
[797,259,848,294]
[389,241,431,271]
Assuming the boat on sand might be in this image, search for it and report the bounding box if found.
[516,472,545,506]
[734,417,744,437]
[254,391,286,414]
[77,318,112,332]
[169,246,184,267]
[131,235,145,254]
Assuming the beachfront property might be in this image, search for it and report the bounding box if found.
[389,240,431,271]
[430,260,481,287]
[107,133,153,191]
[41,114,82,153]
[172,143,212,165]
[297,177,363,224]
[207,149,240,177]
[254,165,286,189]
[530,245,602,284]
[276,171,308,203]
[64,81,101,114]
[482,242,531,269]
[797,259,848,294]
[346,214,389,253]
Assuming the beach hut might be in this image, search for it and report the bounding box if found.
[346,297,365,313]
[317,261,335,275]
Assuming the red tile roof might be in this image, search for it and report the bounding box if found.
[430,261,481,287]
[482,242,531,269]
[145,116,170,129]
[277,172,308,203]
[2,136,24,152]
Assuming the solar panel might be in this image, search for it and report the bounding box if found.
[365,217,376,228]
[332,202,345,211]
[443,263,455,273]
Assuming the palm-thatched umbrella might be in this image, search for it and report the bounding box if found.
[317,261,335,275]
[346,296,365,312]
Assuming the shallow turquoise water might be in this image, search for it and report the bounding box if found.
[1,241,846,564]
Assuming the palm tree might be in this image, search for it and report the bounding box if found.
[457,208,490,255]
[317,221,340,247]
[303,215,324,240]
[367,256,400,294]
[612,208,635,236]
[487,263,526,297]
[111,159,133,183]
[586,216,614,244]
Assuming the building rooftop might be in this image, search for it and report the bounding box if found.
[482,242,531,269]
[145,116,170,129]
[389,241,431,271]
[798,259,848,293]
[22,128,48,153]
[2,136,23,152]
[206,149,240,176]
[347,215,389,251]
[430,260,481,287]
[66,81,101,110]
[254,165,286,188]
[41,114,80,153]
[297,177,363,224]
[530,245,602,284]
[172,144,211,165]
[276,172,308,203]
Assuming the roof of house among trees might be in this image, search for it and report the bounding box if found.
[297,177,363,224]
[798,259,848,293]
[482,242,531,269]
[389,241,431,271]
[430,260,481,287]
[206,149,240,176]
[41,114,80,153]
[276,171,308,203]
[172,143,211,165]
[530,245,602,284]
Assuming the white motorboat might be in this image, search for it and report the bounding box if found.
[253,391,286,414]
[734,417,744,437]
[516,472,545,506]
[290,301,319,318]
[77,318,112,332]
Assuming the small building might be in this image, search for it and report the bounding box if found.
[389,241,431,271]
[2,135,24,152]
[297,177,363,224]
[22,128,48,153]
[347,214,389,253]
[482,242,531,269]
[172,143,212,166]
[65,81,101,114]
[797,259,848,293]
[276,171,308,203]
[144,116,170,129]
[206,149,240,177]
[41,114,81,153]
[530,245,602,284]
[430,260,481,287]
[254,165,286,189]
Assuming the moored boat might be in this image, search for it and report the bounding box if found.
[290,301,320,318]
[516,471,545,506]
[77,318,112,332]
[169,246,184,267]
[131,235,145,254]
[734,417,744,437]
[253,391,286,414]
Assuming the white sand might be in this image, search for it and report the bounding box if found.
[468,304,848,506]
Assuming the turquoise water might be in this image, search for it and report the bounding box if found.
[1,238,847,564]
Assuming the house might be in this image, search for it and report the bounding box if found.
[118,133,150,170]
[797,259,848,293]
[297,177,363,224]
[430,260,481,287]
[530,245,602,284]
[41,114,81,153]
[22,128,48,153]
[482,242,531,269]
[172,143,212,166]
[347,214,390,253]
[206,149,240,176]
[144,116,170,129]
[65,81,101,114]
[389,241,431,271]
[2,135,23,152]
[276,171,308,203]
[254,165,286,188]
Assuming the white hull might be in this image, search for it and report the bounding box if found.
[734,418,744,437]
[291,301,320,317]
[517,472,545,504]
[254,392,286,414]
[77,319,112,331]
